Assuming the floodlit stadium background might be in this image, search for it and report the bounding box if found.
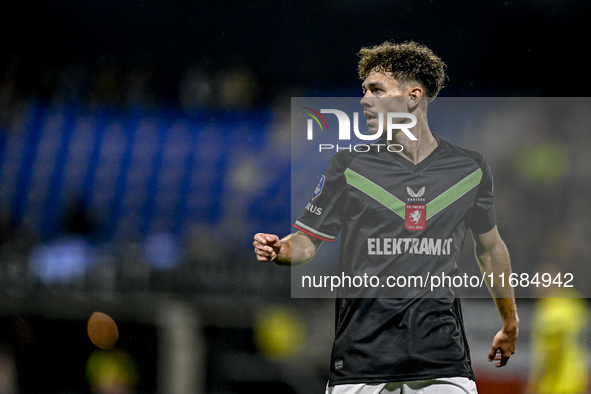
[1,1,590,393]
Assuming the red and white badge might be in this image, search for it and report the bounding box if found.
[405,204,426,231]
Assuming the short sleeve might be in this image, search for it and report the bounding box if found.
[294,155,347,241]
[469,157,497,234]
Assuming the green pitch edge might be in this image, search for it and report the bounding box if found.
[344,168,483,221]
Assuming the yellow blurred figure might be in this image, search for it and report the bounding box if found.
[514,142,569,185]
[527,288,590,394]
[254,305,306,360]
[86,349,139,394]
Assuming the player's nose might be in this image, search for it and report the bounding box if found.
[360,93,374,108]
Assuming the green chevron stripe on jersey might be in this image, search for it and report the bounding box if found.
[344,168,406,218]
[426,169,483,220]
[345,168,483,222]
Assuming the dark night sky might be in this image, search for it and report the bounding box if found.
[5,0,591,100]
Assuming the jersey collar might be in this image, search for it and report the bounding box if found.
[378,134,443,173]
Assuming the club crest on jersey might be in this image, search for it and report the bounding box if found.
[406,186,426,202]
[405,204,426,231]
[313,175,325,200]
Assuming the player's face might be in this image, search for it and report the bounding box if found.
[361,71,409,135]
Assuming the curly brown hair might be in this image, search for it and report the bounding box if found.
[358,41,447,98]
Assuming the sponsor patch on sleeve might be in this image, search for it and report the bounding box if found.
[312,175,325,200]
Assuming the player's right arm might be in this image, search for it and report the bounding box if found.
[255,155,344,266]
[472,226,519,368]
[253,231,323,266]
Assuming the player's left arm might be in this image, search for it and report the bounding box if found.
[472,225,519,368]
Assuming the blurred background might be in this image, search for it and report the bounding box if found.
[1,0,590,393]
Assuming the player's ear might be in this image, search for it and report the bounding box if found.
[408,86,423,110]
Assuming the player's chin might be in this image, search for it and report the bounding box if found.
[367,126,380,136]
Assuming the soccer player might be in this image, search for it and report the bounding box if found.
[253,41,518,393]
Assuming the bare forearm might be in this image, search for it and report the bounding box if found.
[274,233,319,266]
[474,227,518,366]
[478,242,513,296]
[492,297,519,331]
[480,246,519,366]
[476,241,519,328]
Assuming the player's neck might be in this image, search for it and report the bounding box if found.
[388,124,437,165]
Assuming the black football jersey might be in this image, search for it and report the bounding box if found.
[294,134,497,385]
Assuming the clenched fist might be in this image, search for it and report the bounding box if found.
[253,233,282,262]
